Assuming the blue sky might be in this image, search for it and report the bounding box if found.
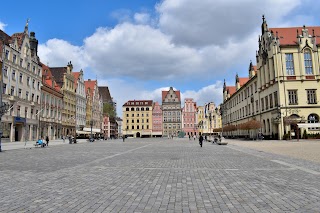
[1,0,320,116]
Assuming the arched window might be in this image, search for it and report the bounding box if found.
[126,108,129,111]
[308,114,319,130]
[304,49,313,75]
[136,107,140,111]
[141,107,144,111]
[131,107,134,111]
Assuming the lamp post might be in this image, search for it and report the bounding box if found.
[90,120,93,142]
[215,105,226,137]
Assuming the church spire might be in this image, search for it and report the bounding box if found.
[24,18,30,34]
[261,15,268,34]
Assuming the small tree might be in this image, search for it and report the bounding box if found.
[103,103,116,118]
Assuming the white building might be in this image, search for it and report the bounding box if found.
[73,70,86,131]
[0,21,42,142]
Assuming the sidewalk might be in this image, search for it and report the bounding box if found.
[0,139,89,151]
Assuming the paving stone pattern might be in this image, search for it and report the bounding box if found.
[0,138,320,212]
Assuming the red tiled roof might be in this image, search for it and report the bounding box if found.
[41,63,61,92]
[72,72,80,89]
[11,32,25,48]
[239,77,249,86]
[161,90,181,102]
[269,26,320,46]
[226,86,236,96]
[253,65,257,74]
[84,80,97,97]
[123,100,153,107]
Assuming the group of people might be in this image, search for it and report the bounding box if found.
[36,136,50,147]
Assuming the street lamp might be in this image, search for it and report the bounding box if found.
[215,105,226,137]
[90,120,93,142]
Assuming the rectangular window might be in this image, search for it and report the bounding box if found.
[269,94,273,108]
[25,107,28,118]
[18,89,22,98]
[261,98,264,111]
[285,53,294,75]
[3,66,8,77]
[19,73,23,83]
[13,54,17,64]
[17,105,21,117]
[11,86,15,96]
[3,83,6,94]
[252,103,254,114]
[307,89,317,104]
[12,70,16,80]
[32,79,35,88]
[304,49,313,75]
[27,77,30,86]
[5,50,9,59]
[20,59,23,67]
[288,90,298,105]
[265,97,269,110]
[26,91,29,100]
[274,91,278,107]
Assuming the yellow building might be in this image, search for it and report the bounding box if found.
[84,79,102,135]
[223,16,320,140]
[197,102,221,136]
[122,100,153,138]
[197,106,204,136]
[51,62,76,137]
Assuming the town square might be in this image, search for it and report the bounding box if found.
[1,0,320,212]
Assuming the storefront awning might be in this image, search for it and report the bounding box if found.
[83,127,101,133]
[297,123,320,128]
[76,130,90,134]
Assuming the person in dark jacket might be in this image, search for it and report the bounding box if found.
[45,136,49,146]
[199,135,204,147]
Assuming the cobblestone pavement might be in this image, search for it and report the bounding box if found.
[0,138,320,212]
[227,139,320,163]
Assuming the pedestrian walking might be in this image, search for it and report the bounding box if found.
[199,134,204,147]
[122,135,125,142]
[45,136,49,146]
[193,135,196,140]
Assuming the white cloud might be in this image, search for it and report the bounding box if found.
[0,21,7,31]
[84,23,203,80]
[181,82,223,107]
[134,13,151,25]
[38,39,87,71]
[157,0,302,47]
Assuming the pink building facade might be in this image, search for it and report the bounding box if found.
[152,102,163,137]
[182,98,198,137]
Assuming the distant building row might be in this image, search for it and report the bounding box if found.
[0,21,118,142]
[122,87,221,138]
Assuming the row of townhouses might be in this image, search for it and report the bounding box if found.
[122,87,221,138]
[0,21,118,142]
[222,16,320,140]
